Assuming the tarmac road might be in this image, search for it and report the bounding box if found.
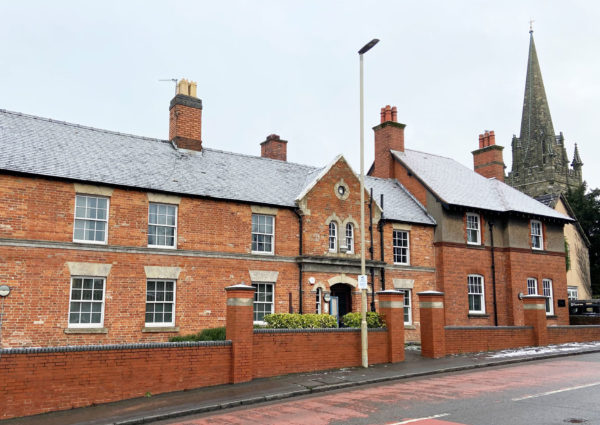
[160,352,600,425]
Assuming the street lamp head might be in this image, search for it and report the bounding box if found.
[358,39,380,55]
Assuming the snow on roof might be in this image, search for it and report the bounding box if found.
[392,149,571,221]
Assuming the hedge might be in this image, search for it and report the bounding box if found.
[341,312,386,328]
[263,313,338,329]
[169,326,226,342]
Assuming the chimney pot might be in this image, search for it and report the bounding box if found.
[169,77,203,151]
[372,105,406,179]
[473,129,505,181]
[261,134,288,161]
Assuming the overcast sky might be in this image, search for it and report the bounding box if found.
[2,1,599,189]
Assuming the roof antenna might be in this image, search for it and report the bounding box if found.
[159,78,178,95]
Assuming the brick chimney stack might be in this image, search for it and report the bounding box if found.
[169,79,203,151]
[260,134,287,161]
[371,105,406,179]
[472,130,505,181]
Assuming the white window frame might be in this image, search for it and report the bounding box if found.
[393,230,410,265]
[252,282,274,323]
[328,222,338,252]
[466,213,481,245]
[468,274,485,314]
[145,279,176,327]
[73,194,109,244]
[567,286,578,300]
[398,289,412,325]
[316,287,322,314]
[148,203,178,249]
[531,220,543,250]
[527,277,538,295]
[543,278,554,316]
[251,214,275,255]
[68,276,106,328]
[345,223,354,253]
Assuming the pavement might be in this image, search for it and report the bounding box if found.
[3,344,600,425]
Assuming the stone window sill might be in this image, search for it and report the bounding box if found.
[142,326,180,333]
[468,314,490,318]
[405,325,416,330]
[546,315,558,319]
[64,327,108,334]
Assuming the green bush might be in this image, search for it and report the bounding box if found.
[169,326,226,342]
[341,312,386,328]
[263,313,338,329]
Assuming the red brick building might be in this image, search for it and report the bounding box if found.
[369,106,572,327]
[0,80,439,347]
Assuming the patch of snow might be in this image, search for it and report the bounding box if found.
[486,341,600,359]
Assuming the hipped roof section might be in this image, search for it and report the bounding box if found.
[0,109,434,225]
[392,149,571,222]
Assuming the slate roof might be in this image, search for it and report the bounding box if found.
[365,177,435,225]
[535,193,559,208]
[0,109,434,225]
[392,149,571,221]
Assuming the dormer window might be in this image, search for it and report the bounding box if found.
[466,213,480,245]
[531,220,543,250]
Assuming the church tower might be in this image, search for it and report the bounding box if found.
[506,29,583,197]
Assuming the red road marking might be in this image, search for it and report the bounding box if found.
[171,359,600,425]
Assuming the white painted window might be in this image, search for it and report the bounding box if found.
[73,195,109,244]
[252,282,274,322]
[345,223,354,253]
[527,277,538,295]
[468,274,485,314]
[316,288,322,314]
[68,277,105,328]
[393,230,410,265]
[252,214,274,254]
[543,279,554,315]
[398,289,412,325]
[531,220,543,250]
[145,280,176,326]
[328,222,337,252]
[567,286,578,300]
[148,203,177,248]
[466,213,481,245]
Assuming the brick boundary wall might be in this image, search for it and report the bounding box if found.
[0,287,406,420]
[445,326,534,355]
[420,292,600,358]
[253,328,388,378]
[0,342,232,420]
[548,325,600,344]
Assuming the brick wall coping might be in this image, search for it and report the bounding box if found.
[548,325,600,329]
[445,326,533,331]
[253,328,386,334]
[0,340,232,355]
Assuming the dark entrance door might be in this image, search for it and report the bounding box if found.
[330,283,352,321]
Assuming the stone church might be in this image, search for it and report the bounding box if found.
[506,29,591,300]
[506,29,583,197]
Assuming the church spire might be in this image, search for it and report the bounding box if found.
[519,30,555,147]
[572,143,583,168]
[506,28,583,198]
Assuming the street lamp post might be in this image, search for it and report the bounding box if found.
[358,38,379,368]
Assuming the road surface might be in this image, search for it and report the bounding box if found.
[159,352,600,425]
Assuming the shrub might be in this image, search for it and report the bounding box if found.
[169,326,226,342]
[263,313,338,329]
[341,312,386,328]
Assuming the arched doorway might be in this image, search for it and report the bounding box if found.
[330,283,353,322]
